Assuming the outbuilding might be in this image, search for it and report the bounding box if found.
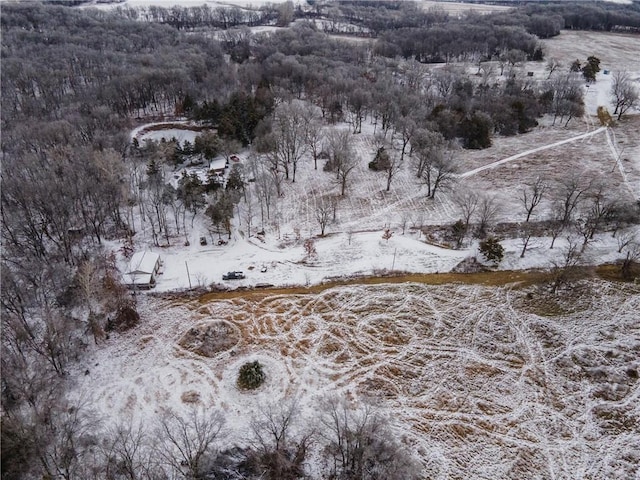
[125,251,161,289]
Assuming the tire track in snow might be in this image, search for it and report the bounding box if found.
[459,127,607,179]
[605,126,637,198]
[76,282,640,479]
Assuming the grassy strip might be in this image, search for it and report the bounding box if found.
[196,263,638,304]
[197,268,557,303]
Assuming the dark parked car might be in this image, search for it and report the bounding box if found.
[199,236,207,246]
[222,271,245,280]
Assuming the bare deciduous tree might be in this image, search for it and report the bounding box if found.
[575,185,616,250]
[395,116,417,163]
[610,70,640,120]
[257,100,310,185]
[476,195,500,238]
[318,396,420,480]
[520,176,546,222]
[547,73,584,126]
[434,66,459,98]
[315,197,332,237]
[411,129,444,178]
[454,191,479,233]
[382,146,402,192]
[546,57,561,79]
[156,408,225,479]
[305,118,324,171]
[549,237,583,293]
[616,229,637,254]
[346,88,370,134]
[248,399,313,480]
[247,153,278,229]
[35,400,102,480]
[519,222,534,258]
[326,129,357,196]
[102,421,156,480]
[548,176,590,248]
[419,150,456,200]
[242,188,257,237]
[620,238,640,279]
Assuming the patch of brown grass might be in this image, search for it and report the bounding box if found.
[318,340,343,356]
[196,265,633,306]
[181,391,200,403]
[358,377,398,397]
[377,364,404,379]
[302,323,316,335]
[296,339,311,353]
[465,362,505,378]
[449,423,475,439]
[198,270,554,306]
[380,331,409,345]
[135,122,211,136]
[335,351,351,363]
[138,336,154,347]
[178,321,239,357]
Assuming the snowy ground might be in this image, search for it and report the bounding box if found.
[119,30,640,295]
[82,0,292,9]
[129,111,639,293]
[72,281,640,478]
[69,29,640,478]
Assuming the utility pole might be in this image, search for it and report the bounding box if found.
[185,261,192,289]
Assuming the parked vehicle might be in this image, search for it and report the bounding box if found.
[199,236,207,246]
[218,239,228,246]
[260,265,268,273]
[222,271,245,280]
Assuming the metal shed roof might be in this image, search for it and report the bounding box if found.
[127,251,160,275]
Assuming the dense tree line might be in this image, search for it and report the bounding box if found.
[1,5,233,122]
[112,2,288,30]
[523,2,640,33]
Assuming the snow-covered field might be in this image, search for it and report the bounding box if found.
[82,0,291,9]
[69,29,640,478]
[121,30,640,295]
[73,281,640,478]
[129,111,639,293]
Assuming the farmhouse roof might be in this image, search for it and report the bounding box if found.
[127,251,160,275]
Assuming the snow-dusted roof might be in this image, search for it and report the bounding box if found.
[209,158,227,171]
[127,251,160,275]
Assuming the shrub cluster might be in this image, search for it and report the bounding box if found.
[237,361,266,390]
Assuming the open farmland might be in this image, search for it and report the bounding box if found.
[75,280,640,479]
[419,0,513,15]
[270,117,639,237]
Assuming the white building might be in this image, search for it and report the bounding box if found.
[125,251,161,289]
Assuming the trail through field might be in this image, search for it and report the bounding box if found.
[605,126,638,198]
[74,281,640,480]
[459,126,607,179]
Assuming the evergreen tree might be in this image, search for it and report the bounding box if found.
[479,237,505,265]
[582,56,601,82]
